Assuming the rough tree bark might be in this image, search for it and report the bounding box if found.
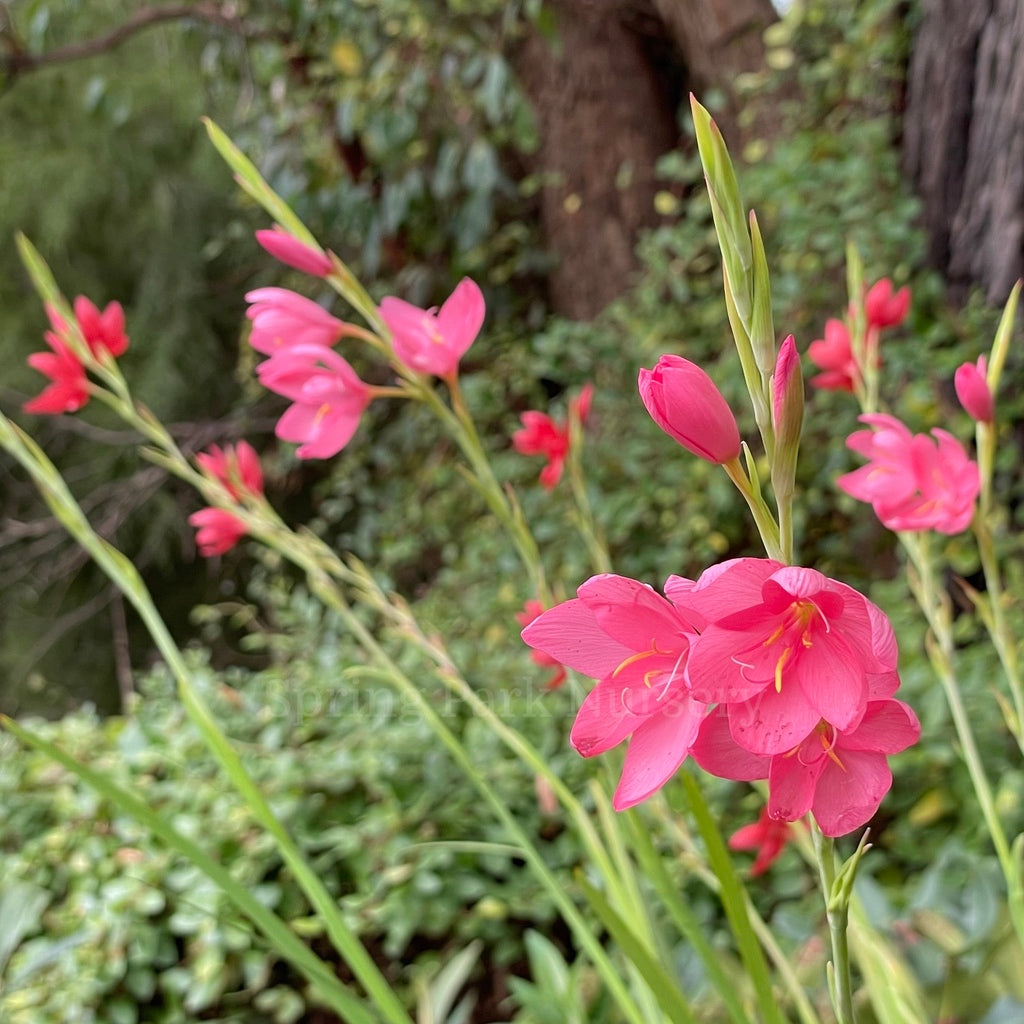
[903,0,1024,304]
[513,0,777,320]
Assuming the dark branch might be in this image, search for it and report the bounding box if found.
[2,2,268,83]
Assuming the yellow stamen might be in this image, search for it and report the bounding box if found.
[820,728,846,772]
[312,402,332,428]
[611,640,670,681]
[774,645,794,692]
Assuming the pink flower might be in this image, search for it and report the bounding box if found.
[864,279,910,330]
[245,288,348,355]
[196,441,264,500]
[515,600,567,689]
[188,507,249,557]
[72,296,129,358]
[837,414,980,534]
[257,345,371,459]
[807,319,857,392]
[638,355,741,463]
[379,278,485,378]
[521,573,706,809]
[692,693,920,838]
[256,227,333,277]
[729,809,794,876]
[512,383,594,489]
[678,559,895,754]
[954,356,994,424]
[190,442,264,557]
[23,331,89,414]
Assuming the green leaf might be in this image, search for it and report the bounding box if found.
[578,874,696,1024]
[0,880,50,974]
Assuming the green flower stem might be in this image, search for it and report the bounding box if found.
[566,419,612,574]
[722,457,784,563]
[810,827,855,1024]
[414,372,550,603]
[276,562,654,1024]
[674,773,787,1024]
[971,421,1024,746]
[0,414,413,1024]
[902,531,1024,950]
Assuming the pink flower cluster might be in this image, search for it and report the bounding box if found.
[522,559,920,837]
[189,441,264,556]
[808,278,910,393]
[838,414,980,534]
[247,228,486,459]
[23,298,130,415]
[512,384,594,488]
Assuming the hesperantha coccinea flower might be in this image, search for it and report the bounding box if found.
[692,682,920,838]
[189,441,265,557]
[674,558,895,755]
[864,277,911,330]
[257,345,372,459]
[837,413,980,534]
[379,278,485,379]
[23,330,89,415]
[512,383,594,489]
[256,227,333,278]
[808,318,858,393]
[245,288,350,355]
[728,808,796,876]
[521,573,706,810]
[954,356,994,424]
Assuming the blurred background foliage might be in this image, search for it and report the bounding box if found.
[2,0,1024,1019]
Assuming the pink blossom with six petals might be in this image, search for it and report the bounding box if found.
[678,559,893,754]
[692,692,920,838]
[512,383,594,489]
[196,441,264,500]
[257,345,371,459]
[379,278,485,378]
[728,808,795,876]
[521,574,705,810]
[864,278,910,330]
[837,413,980,534]
[23,331,90,415]
[188,508,249,557]
[71,297,130,358]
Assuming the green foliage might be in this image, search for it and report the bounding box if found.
[0,647,587,1023]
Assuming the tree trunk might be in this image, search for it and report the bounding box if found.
[903,0,1024,304]
[650,0,781,146]
[514,0,776,320]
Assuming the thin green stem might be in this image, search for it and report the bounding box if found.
[566,421,611,574]
[810,827,855,1024]
[0,414,413,1024]
[0,717,380,1024]
[971,420,1024,747]
[722,457,783,562]
[902,531,1024,949]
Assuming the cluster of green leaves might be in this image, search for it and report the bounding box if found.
[211,0,544,297]
[0,642,594,1023]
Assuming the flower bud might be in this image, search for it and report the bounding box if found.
[638,355,741,463]
[256,227,333,277]
[954,356,994,423]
